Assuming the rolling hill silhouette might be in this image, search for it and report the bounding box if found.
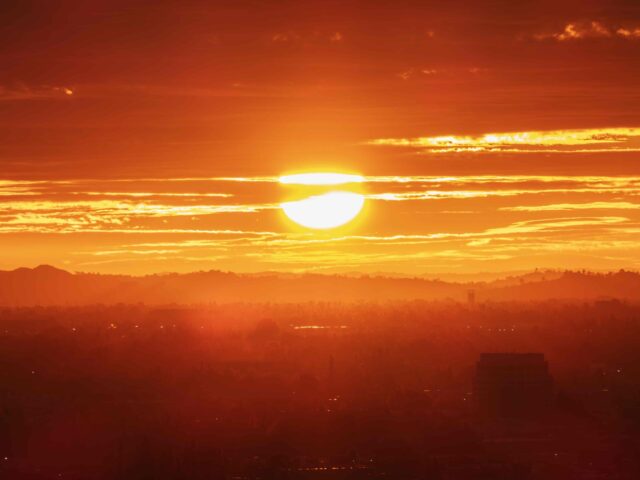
[0,265,638,306]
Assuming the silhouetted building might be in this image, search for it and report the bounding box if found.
[474,353,553,419]
[467,289,476,306]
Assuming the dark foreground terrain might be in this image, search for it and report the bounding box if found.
[1,300,640,479]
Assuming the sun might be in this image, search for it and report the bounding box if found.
[281,191,365,229]
[279,173,365,229]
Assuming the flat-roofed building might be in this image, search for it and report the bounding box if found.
[474,353,553,419]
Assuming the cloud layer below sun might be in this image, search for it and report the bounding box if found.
[3,170,640,275]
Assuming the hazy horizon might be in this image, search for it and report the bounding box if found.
[3,262,636,278]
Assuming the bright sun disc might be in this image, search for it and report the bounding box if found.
[281,191,365,229]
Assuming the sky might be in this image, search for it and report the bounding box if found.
[2,0,640,275]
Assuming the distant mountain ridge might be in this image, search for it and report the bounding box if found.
[0,265,639,306]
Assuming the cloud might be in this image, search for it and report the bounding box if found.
[0,84,74,101]
[0,199,276,233]
[271,32,300,43]
[397,67,475,80]
[368,127,640,154]
[367,190,524,201]
[481,216,628,236]
[616,27,640,39]
[502,202,640,212]
[270,31,344,44]
[534,21,640,41]
[89,84,298,99]
[2,173,639,273]
[81,215,636,271]
[105,217,632,251]
[77,192,232,198]
[397,69,414,80]
[5,175,640,211]
[380,181,640,203]
[280,173,363,185]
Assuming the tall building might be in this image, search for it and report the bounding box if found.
[467,289,476,306]
[474,353,553,419]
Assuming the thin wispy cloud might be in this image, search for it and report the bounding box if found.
[3,175,640,235]
[270,31,344,44]
[368,127,640,154]
[0,84,74,101]
[0,199,277,233]
[502,202,640,212]
[68,216,639,272]
[2,174,640,273]
[533,21,640,41]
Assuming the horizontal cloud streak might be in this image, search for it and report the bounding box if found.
[0,199,277,234]
[1,173,640,274]
[368,127,640,154]
[2,175,640,235]
[62,216,639,273]
[503,202,640,212]
[533,21,640,41]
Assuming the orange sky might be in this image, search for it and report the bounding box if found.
[2,0,640,274]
